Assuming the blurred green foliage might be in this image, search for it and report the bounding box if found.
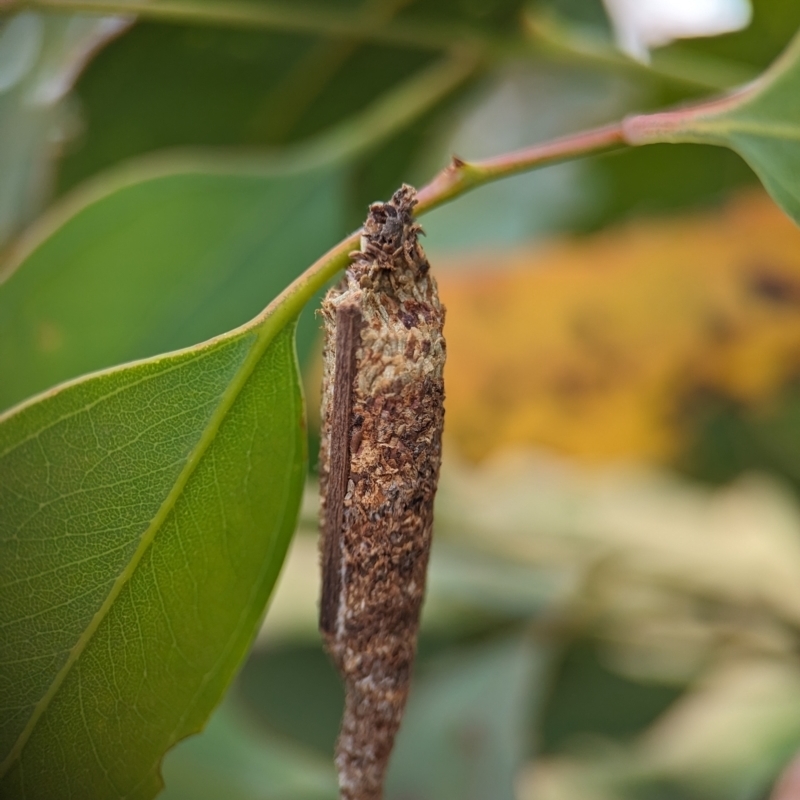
[540,643,683,753]
[681,383,800,491]
[3,0,800,798]
[0,163,345,410]
[56,23,438,202]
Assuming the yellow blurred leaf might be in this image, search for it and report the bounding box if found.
[437,191,800,462]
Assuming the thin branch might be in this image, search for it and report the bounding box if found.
[264,121,627,325]
[416,122,626,213]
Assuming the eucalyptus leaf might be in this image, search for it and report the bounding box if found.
[623,27,800,225]
[0,280,309,797]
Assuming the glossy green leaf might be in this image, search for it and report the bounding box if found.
[0,157,345,413]
[624,27,800,225]
[0,277,310,797]
[159,695,337,800]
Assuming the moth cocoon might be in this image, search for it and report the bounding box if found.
[318,185,446,800]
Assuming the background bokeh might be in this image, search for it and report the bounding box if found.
[3,1,800,798]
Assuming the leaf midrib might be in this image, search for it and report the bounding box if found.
[0,321,280,778]
[133,416,300,800]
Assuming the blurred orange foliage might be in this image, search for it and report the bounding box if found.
[437,191,800,463]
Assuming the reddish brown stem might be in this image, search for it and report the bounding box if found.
[416,121,626,213]
[277,120,628,317]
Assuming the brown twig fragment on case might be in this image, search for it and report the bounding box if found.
[318,185,446,800]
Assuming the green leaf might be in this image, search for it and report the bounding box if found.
[57,19,435,192]
[385,636,549,800]
[0,273,313,797]
[0,51,477,413]
[159,695,337,800]
[0,157,346,412]
[623,27,800,225]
